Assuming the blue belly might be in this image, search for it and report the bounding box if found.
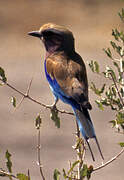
[44,60,80,110]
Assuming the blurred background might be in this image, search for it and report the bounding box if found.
[0,0,124,179]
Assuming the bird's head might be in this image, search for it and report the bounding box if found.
[28,23,75,55]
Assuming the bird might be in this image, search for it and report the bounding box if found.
[28,23,104,161]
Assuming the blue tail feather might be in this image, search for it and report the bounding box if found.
[73,107,104,161]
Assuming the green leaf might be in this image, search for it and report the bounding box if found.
[89,60,94,72]
[53,169,61,180]
[95,100,104,110]
[89,61,100,73]
[17,173,29,180]
[113,61,120,72]
[90,82,101,96]
[112,29,120,41]
[103,48,113,59]
[87,166,93,180]
[109,120,116,127]
[68,160,80,175]
[80,164,93,180]
[94,61,100,73]
[0,67,7,83]
[100,98,110,106]
[80,164,88,178]
[35,114,42,129]
[119,142,124,147]
[118,8,124,22]
[11,96,16,107]
[63,169,67,179]
[100,84,106,94]
[113,61,122,82]
[90,82,106,96]
[120,31,124,42]
[116,112,124,124]
[5,150,12,173]
[110,41,122,56]
[50,108,60,128]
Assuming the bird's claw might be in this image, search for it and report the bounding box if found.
[46,103,57,110]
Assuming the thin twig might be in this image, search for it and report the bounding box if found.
[75,121,85,179]
[93,148,124,171]
[37,128,45,180]
[76,123,80,179]
[14,77,33,110]
[0,169,17,179]
[28,169,30,180]
[0,79,74,115]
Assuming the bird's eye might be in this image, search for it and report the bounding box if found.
[42,31,54,37]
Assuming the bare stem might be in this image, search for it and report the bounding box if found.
[75,121,85,179]
[0,79,74,115]
[37,128,45,180]
[0,169,17,179]
[93,148,124,171]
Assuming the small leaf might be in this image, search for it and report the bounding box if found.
[90,82,105,96]
[112,29,120,41]
[53,169,61,180]
[103,48,113,59]
[50,108,60,128]
[89,61,100,73]
[118,8,124,22]
[80,164,88,178]
[87,166,93,180]
[111,87,117,97]
[120,31,124,42]
[89,61,95,72]
[5,150,12,173]
[119,142,124,147]
[113,61,122,82]
[80,164,93,180]
[110,41,122,56]
[11,96,16,107]
[0,67,7,83]
[35,114,42,129]
[94,61,100,73]
[109,120,116,127]
[100,84,106,94]
[63,169,67,179]
[116,112,124,125]
[95,100,104,110]
[68,160,80,175]
[17,173,29,180]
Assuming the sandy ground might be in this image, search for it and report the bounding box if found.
[0,0,124,179]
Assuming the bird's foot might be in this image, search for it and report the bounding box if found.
[46,98,58,110]
[46,103,57,110]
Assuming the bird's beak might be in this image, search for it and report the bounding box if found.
[28,31,42,38]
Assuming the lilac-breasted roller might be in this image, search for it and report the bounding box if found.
[28,23,104,161]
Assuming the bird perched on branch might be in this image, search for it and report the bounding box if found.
[28,23,104,161]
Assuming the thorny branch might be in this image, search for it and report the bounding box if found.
[0,78,74,115]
